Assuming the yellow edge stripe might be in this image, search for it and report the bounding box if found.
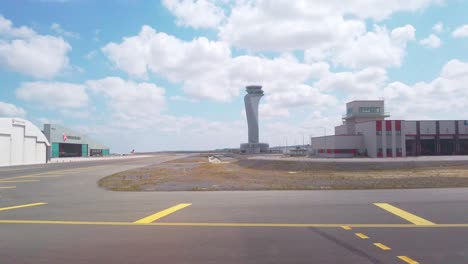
[0,220,468,227]
[0,180,40,183]
[134,203,192,224]
[374,203,435,225]
[0,202,47,212]
[398,256,420,264]
[355,233,369,239]
[0,175,61,181]
[0,186,16,189]
[373,243,391,250]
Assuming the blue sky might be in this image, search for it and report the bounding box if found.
[1,0,468,152]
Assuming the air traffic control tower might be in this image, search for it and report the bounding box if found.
[240,85,269,154]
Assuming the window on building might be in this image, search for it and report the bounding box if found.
[376,131,382,136]
[386,131,392,136]
[396,148,402,154]
[396,131,401,135]
[377,148,383,153]
[386,148,392,154]
[359,107,381,113]
[347,108,353,114]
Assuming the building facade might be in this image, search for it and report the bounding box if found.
[311,100,468,158]
[42,124,109,158]
[0,118,50,166]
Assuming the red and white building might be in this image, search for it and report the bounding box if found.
[311,100,468,158]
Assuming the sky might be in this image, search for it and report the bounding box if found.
[0,0,468,153]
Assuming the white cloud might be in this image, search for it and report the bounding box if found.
[419,34,441,48]
[452,24,468,38]
[86,77,166,127]
[323,0,444,21]
[320,24,416,69]
[162,0,226,29]
[384,59,468,119]
[218,0,435,52]
[259,104,290,119]
[219,3,366,51]
[50,23,79,38]
[16,82,88,109]
[102,25,230,79]
[0,16,71,78]
[0,102,26,117]
[102,26,334,102]
[317,67,388,94]
[169,95,199,103]
[432,22,444,33]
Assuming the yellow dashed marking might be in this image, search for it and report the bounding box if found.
[374,203,435,225]
[0,186,16,189]
[355,233,369,239]
[134,203,192,224]
[398,256,420,264]
[373,243,391,250]
[341,226,352,230]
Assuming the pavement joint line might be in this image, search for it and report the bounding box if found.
[134,203,192,224]
[398,256,420,264]
[0,202,47,212]
[0,220,468,227]
[373,243,391,251]
[355,233,369,239]
[374,203,436,225]
[0,186,16,189]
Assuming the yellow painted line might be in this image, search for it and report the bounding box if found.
[0,202,47,212]
[0,175,61,181]
[134,203,192,223]
[374,203,435,225]
[0,220,467,227]
[0,175,40,181]
[355,233,369,239]
[0,180,40,183]
[373,243,391,250]
[341,226,352,230]
[21,175,62,178]
[398,256,420,264]
[0,186,16,189]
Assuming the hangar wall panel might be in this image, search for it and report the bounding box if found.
[0,135,10,166]
[24,137,37,164]
[11,125,25,166]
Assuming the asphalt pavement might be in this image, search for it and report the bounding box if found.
[0,154,467,264]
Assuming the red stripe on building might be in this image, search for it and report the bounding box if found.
[386,120,392,131]
[376,120,382,131]
[395,120,401,131]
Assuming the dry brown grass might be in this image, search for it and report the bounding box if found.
[98,155,468,191]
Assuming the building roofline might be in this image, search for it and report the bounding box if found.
[346,100,384,104]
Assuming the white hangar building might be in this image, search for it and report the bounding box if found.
[0,118,50,167]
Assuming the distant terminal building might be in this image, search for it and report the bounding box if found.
[43,124,109,158]
[0,118,50,167]
[311,100,468,158]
